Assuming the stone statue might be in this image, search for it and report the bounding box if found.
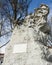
[2,4,52,65]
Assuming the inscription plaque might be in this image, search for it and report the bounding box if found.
[13,44,27,53]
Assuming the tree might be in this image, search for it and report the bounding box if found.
[0,0,32,46]
[0,0,32,37]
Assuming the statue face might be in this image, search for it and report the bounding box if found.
[41,8,48,16]
[40,5,49,16]
[35,6,49,17]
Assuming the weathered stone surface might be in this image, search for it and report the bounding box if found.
[2,4,52,65]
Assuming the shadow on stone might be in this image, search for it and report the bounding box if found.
[46,55,52,62]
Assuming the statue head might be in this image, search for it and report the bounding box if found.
[34,4,49,18]
[40,4,49,16]
[34,4,50,35]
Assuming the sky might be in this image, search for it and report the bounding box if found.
[28,0,52,17]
